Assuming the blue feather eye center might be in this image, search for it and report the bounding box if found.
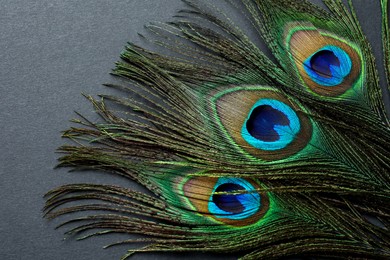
[241,99,301,151]
[213,183,245,213]
[304,45,352,86]
[209,178,261,220]
[310,50,340,78]
[246,105,289,142]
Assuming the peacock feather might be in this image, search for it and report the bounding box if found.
[44,0,390,259]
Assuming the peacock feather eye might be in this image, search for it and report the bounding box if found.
[304,46,352,86]
[183,177,269,227]
[211,86,312,161]
[241,98,301,151]
[285,23,362,96]
[209,178,261,220]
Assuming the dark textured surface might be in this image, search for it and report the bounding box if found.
[0,0,387,259]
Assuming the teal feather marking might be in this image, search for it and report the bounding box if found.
[208,178,261,220]
[303,45,352,86]
[241,98,301,151]
[44,0,390,259]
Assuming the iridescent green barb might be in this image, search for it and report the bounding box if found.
[382,0,390,123]
[45,0,390,259]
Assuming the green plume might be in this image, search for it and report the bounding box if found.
[45,0,390,259]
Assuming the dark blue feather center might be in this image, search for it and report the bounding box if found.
[213,183,245,214]
[310,50,340,78]
[246,105,289,142]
